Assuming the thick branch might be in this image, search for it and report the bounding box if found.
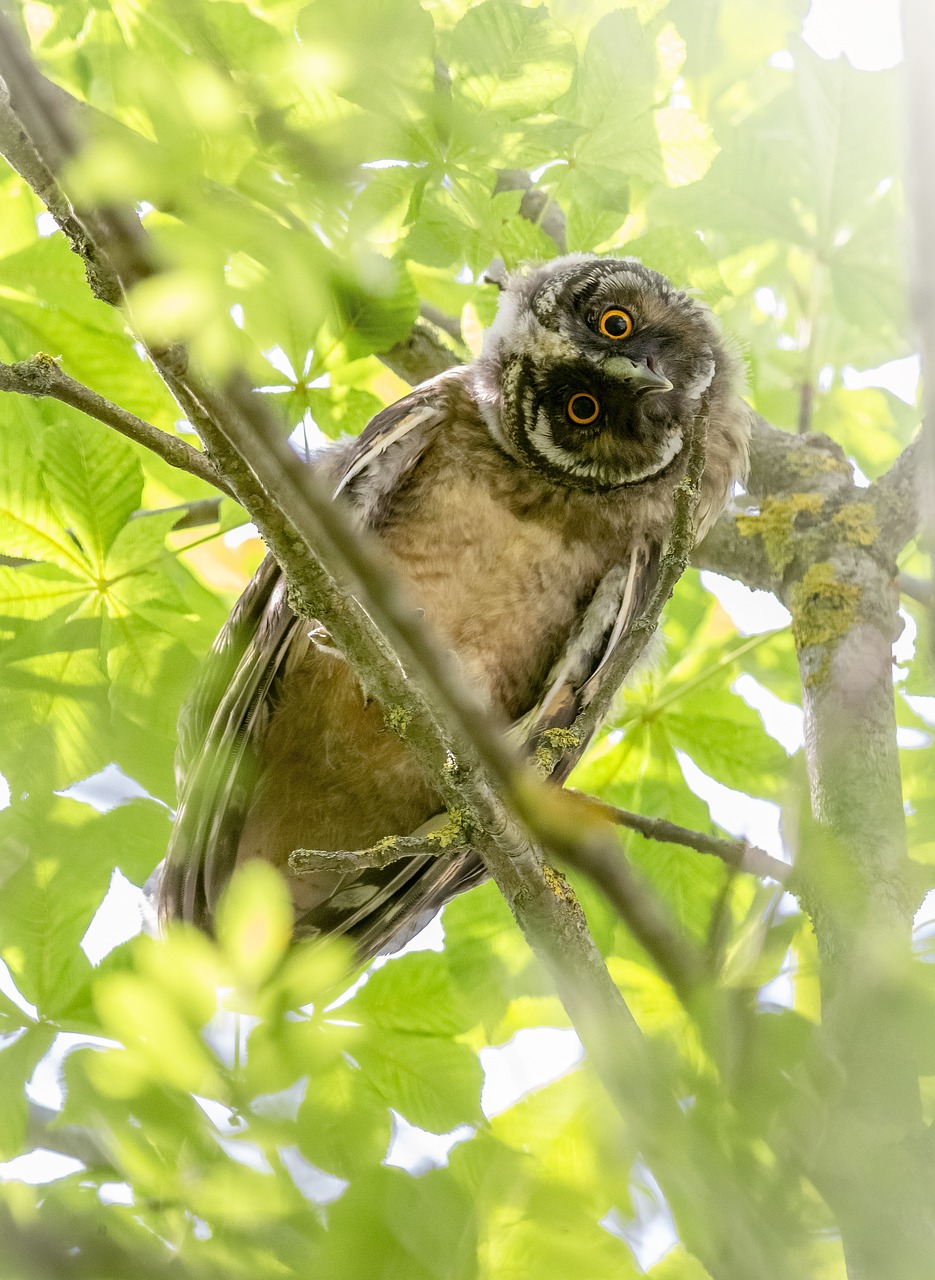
[419,302,464,344]
[868,430,929,559]
[0,355,229,494]
[380,317,460,384]
[904,0,935,666]
[692,506,776,591]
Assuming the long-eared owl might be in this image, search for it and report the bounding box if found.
[158,253,751,960]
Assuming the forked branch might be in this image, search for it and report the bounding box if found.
[0,355,229,494]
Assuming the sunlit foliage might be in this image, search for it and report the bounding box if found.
[0,1,929,1277]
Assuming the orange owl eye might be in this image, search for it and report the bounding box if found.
[599,308,634,339]
[567,392,600,425]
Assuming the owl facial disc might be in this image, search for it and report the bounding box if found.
[473,252,724,491]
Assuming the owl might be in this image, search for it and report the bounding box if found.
[158,253,751,959]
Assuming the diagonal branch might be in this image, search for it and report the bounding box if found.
[568,790,792,884]
[868,428,929,559]
[0,355,230,494]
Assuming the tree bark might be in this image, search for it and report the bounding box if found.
[786,542,933,1279]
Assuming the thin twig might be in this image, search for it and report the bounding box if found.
[289,791,707,1000]
[797,379,815,435]
[0,355,230,494]
[290,836,454,875]
[569,790,791,884]
[132,497,227,529]
[291,812,471,875]
[898,572,934,610]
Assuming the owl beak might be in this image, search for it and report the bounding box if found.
[602,355,673,394]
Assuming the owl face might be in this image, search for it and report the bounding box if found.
[472,253,723,491]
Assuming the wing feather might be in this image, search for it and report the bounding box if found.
[512,538,662,782]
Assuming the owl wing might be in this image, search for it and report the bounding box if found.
[158,375,455,933]
[512,537,663,784]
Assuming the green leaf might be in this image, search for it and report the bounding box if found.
[558,11,662,195]
[40,418,143,573]
[793,40,899,250]
[306,386,384,440]
[342,951,474,1038]
[649,1246,713,1279]
[0,1025,56,1160]
[216,862,293,988]
[615,226,729,303]
[320,1167,477,1280]
[297,1065,392,1178]
[0,564,90,621]
[448,1,576,119]
[0,410,91,576]
[331,256,420,360]
[93,970,223,1095]
[667,687,789,798]
[297,0,435,115]
[354,1030,483,1132]
[0,237,179,433]
[0,799,105,1019]
[0,609,112,791]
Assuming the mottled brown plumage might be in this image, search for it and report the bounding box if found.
[159,254,751,959]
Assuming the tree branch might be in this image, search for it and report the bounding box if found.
[898,572,933,609]
[0,41,147,305]
[904,0,935,671]
[568,790,791,884]
[380,317,461,385]
[419,302,465,344]
[692,506,777,591]
[291,812,470,875]
[0,355,230,495]
[868,429,929,559]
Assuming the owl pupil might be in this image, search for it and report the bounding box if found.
[604,313,628,336]
[568,394,599,424]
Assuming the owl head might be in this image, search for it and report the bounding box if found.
[472,253,736,491]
